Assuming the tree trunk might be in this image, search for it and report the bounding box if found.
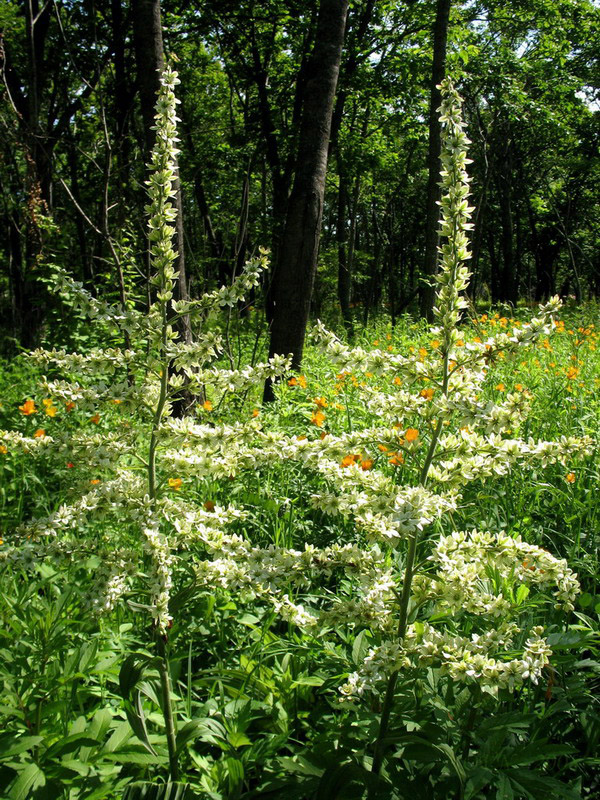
[132,0,193,412]
[419,0,452,321]
[337,170,352,331]
[263,0,348,401]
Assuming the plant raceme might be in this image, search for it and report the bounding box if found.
[0,72,593,785]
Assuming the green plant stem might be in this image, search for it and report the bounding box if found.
[157,633,180,782]
[369,331,451,787]
[148,297,179,782]
[148,302,169,498]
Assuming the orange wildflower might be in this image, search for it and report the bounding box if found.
[90,413,101,424]
[311,410,326,427]
[313,396,328,408]
[33,429,45,438]
[252,408,260,417]
[405,428,419,442]
[202,400,213,412]
[360,459,374,471]
[168,477,182,490]
[420,388,435,400]
[90,479,101,485]
[65,401,76,412]
[19,399,36,416]
[389,453,404,466]
[0,444,8,455]
[495,383,505,392]
[565,472,576,484]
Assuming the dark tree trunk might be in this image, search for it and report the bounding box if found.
[497,142,516,304]
[132,0,193,412]
[337,171,352,331]
[263,0,348,400]
[419,0,451,321]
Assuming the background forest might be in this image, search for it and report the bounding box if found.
[1,0,599,354]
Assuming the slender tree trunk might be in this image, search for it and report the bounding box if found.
[132,0,193,412]
[419,0,451,321]
[337,170,352,331]
[263,0,348,401]
[497,142,516,303]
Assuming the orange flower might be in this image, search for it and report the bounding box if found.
[393,377,402,386]
[420,388,434,400]
[42,399,58,416]
[65,401,76,412]
[405,428,419,442]
[455,340,464,347]
[378,444,389,452]
[168,477,182,490]
[296,435,307,441]
[252,408,260,417]
[495,383,505,392]
[19,399,37,415]
[204,500,215,512]
[340,455,355,468]
[388,453,404,466]
[0,444,8,455]
[565,472,576,484]
[319,431,328,440]
[33,429,45,438]
[566,366,578,381]
[298,375,307,389]
[431,340,441,349]
[360,459,374,471]
[288,377,298,386]
[90,413,101,424]
[202,400,213,412]
[514,384,523,392]
[313,396,328,408]
[311,410,326,427]
[90,478,101,485]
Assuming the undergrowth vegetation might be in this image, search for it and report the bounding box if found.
[0,72,599,800]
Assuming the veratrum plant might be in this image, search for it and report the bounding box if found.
[0,73,594,796]
[0,66,289,788]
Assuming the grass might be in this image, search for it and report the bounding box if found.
[0,302,599,800]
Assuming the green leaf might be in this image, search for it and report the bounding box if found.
[9,763,45,800]
[227,731,252,749]
[504,742,575,766]
[124,691,157,755]
[102,721,133,754]
[119,654,150,698]
[122,781,198,800]
[290,675,325,688]
[44,734,100,760]
[226,757,244,794]
[495,772,514,800]
[0,735,43,759]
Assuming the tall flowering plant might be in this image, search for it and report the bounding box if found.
[0,73,593,792]
[0,66,288,785]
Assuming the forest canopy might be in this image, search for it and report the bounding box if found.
[1,0,599,355]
